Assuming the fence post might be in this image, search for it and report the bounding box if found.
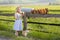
[23,13,27,30]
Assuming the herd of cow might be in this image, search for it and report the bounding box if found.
[21,7,48,14]
[31,8,48,14]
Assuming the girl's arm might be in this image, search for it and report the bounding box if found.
[22,12,25,16]
[14,13,18,20]
[21,12,24,16]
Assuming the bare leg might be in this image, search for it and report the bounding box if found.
[15,31,19,36]
[22,30,27,37]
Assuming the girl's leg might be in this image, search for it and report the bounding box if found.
[22,30,27,37]
[15,31,19,36]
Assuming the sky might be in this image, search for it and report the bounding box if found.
[0,0,59,4]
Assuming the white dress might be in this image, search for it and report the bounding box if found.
[13,13,23,31]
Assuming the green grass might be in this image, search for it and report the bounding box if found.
[0,5,60,14]
[29,31,60,40]
[0,5,60,40]
[0,21,35,40]
[28,17,60,24]
[0,16,60,40]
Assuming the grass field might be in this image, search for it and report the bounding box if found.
[0,5,60,40]
[0,5,60,14]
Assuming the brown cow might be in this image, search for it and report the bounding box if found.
[45,8,48,14]
[38,8,48,14]
[31,8,48,14]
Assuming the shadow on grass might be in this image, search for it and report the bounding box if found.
[0,19,60,26]
[0,19,14,22]
[27,22,60,26]
[28,28,59,35]
[0,14,13,16]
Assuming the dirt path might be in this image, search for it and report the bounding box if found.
[0,36,12,40]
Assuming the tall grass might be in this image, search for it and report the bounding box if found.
[0,5,60,40]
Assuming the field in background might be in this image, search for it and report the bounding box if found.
[0,5,60,40]
[0,5,60,14]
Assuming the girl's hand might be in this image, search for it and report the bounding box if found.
[22,12,24,16]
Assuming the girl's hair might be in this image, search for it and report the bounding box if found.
[16,6,21,13]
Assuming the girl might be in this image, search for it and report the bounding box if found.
[13,7,24,36]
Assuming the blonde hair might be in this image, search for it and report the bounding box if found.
[15,6,21,13]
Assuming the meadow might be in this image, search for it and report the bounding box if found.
[0,5,60,40]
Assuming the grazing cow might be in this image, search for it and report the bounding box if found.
[45,8,48,14]
[37,8,48,14]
